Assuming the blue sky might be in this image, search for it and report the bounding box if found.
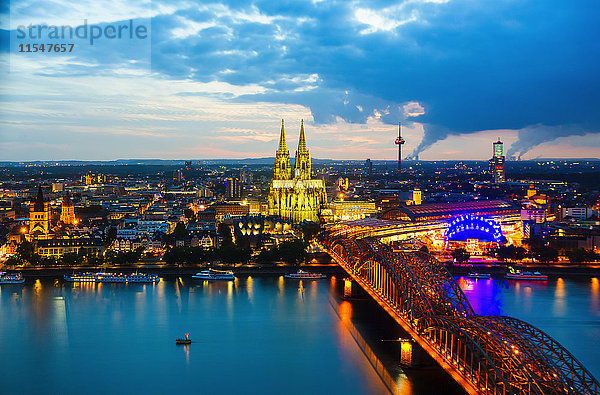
[1,0,599,161]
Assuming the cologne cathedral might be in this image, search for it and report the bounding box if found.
[267,120,330,223]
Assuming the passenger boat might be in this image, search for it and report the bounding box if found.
[284,270,327,279]
[97,272,160,283]
[505,267,548,281]
[466,272,491,279]
[176,333,191,345]
[192,269,235,281]
[64,272,100,282]
[0,272,25,284]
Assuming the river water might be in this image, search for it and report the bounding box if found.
[0,275,598,394]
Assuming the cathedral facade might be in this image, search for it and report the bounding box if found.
[267,120,330,223]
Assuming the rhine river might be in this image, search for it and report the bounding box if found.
[0,274,598,394]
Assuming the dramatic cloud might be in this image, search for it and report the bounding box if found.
[1,0,599,160]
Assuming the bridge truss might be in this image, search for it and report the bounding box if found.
[324,236,599,395]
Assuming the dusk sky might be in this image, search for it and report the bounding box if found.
[1,0,599,161]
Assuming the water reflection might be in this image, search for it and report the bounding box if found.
[181,344,190,365]
[332,298,411,394]
[457,275,600,379]
[246,276,254,302]
[457,277,503,315]
[553,278,566,316]
[4,275,597,394]
[591,278,599,311]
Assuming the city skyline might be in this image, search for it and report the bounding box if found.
[1,0,600,161]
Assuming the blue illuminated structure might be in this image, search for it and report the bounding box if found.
[445,214,503,243]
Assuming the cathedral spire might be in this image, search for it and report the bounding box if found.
[294,120,311,180]
[298,119,307,152]
[64,190,73,207]
[34,185,45,212]
[274,119,291,180]
[278,119,287,153]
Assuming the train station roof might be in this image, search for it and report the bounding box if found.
[380,199,520,222]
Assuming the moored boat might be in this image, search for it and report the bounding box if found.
[0,272,25,284]
[505,267,548,281]
[284,270,327,279]
[64,272,100,282]
[97,272,160,283]
[466,272,491,279]
[192,269,235,281]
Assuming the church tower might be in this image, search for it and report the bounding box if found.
[29,185,51,239]
[61,190,76,225]
[274,119,291,180]
[268,120,330,223]
[294,120,311,180]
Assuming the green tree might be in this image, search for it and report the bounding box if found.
[515,247,527,261]
[451,248,470,264]
[299,221,321,244]
[60,253,83,267]
[277,240,306,264]
[16,239,35,263]
[173,222,188,239]
[105,227,117,247]
[218,222,233,245]
[256,248,277,264]
[184,209,197,223]
[532,246,558,263]
[567,248,599,263]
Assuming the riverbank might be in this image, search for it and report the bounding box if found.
[8,264,348,278]
[447,263,600,277]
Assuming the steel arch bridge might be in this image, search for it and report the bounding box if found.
[323,236,599,395]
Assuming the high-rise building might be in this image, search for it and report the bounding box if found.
[365,159,372,176]
[225,177,241,198]
[488,138,506,183]
[173,169,184,183]
[267,120,330,223]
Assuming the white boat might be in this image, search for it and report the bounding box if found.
[64,272,100,282]
[192,269,235,281]
[0,272,25,284]
[505,267,548,281]
[284,270,327,279]
[97,272,160,283]
[466,272,491,279]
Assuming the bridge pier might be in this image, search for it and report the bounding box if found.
[399,338,430,368]
[344,278,357,298]
[343,278,361,298]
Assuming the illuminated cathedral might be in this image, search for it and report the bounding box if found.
[267,120,330,223]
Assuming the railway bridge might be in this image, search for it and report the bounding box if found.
[321,235,599,395]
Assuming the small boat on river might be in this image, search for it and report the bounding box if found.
[466,272,491,280]
[0,272,25,284]
[285,270,327,279]
[176,333,191,345]
[505,267,548,281]
[192,269,235,281]
[64,272,100,282]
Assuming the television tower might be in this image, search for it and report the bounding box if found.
[395,121,405,171]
